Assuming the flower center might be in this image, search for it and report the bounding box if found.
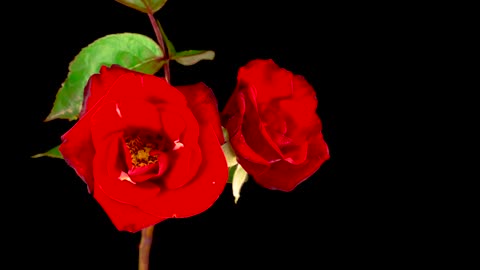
[124,134,164,168]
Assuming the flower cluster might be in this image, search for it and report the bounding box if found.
[35,0,330,234]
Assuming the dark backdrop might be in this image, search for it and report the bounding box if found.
[10,0,413,269]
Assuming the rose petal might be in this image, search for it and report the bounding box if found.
[185,146,202,183]
[93,181,167,233]
[121,137,134,170]
[224,93,271,174]
[60,67,136,194]
[176,82,225,145]
[177,108,200,151]
[253,133,330,191]
[85,66,187,113]
[81,65,131,117]
[127,151,169,182]
[285,76,321,138]
[159,110,185,144]
[281,142,309,165]
[59,107,100,193]
[90,100,162,150]
[237,59,294,104]
[242,86,284,161]
[140,103,199,150]
[161,145,201,189]
[94,135,161,206]
[261,108,288,136]
[138,125,227,218]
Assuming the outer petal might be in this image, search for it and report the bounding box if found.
[141,103,200,150]
[112,72,185,106]
[59,101,101,192]
[93,181,167,233]
[81,65,131,117]
[161,145,202,190]
[252,133,330,191]
[176,82,225,145]
[223,91,271,175]
[138,125,228,218]
[84,65,187,116]
[90,100,163,149]
[241,85,284,162]
[236,59,293,104]
[277,75,322,143]
[59,121,95,193]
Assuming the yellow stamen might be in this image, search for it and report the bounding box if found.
[125,135,160,167]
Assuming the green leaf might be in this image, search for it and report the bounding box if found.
[173,50,215,66]
[45,33,164,122]
[31,145,63,159]
[157,19,176,57]
[155,19,214,66]
[115,0,168,13]
[230,164,249,204]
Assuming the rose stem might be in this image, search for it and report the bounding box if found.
[147,10,171,84]
[138,225,155,270]
[139,6,169,270]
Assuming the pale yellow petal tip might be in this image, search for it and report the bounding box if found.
[232,164,248,204]
[173,139,184,151]
[119,171,135,184]
[222,142,238,167]
[221,127,238,167]
[116,103,122,118]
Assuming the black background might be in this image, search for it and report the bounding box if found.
[8,0,431,269]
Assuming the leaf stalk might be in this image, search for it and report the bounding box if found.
[146,9,171,83]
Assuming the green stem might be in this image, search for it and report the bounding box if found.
[138,225,155,270]
[139,6,166,270]
[147,11,171,84]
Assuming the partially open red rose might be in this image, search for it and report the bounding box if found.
[221,59,330,192]
[59,65,227,232]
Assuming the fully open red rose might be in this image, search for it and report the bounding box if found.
[59,65,227,232]
[221,59,330,192]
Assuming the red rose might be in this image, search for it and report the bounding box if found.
[59,65,227,232]
[221,59,330,191]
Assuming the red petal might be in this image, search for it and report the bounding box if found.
[89,100,162,149]
[237,59,293,104]
[81,65,131,117]
[86,67,187,115]
[176,82,225,145]
[137,125,227,219]
[253,133,330,191]
[93,181,167,233]
[124,152,169,183]
[59,107,99,193]
[159,109,186,143]
[93,135,161,206]
[161,145,202,189]
[241,86,284,161]
[280,142,309,165]
[224,92,271,174]
[277,77,321,144]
